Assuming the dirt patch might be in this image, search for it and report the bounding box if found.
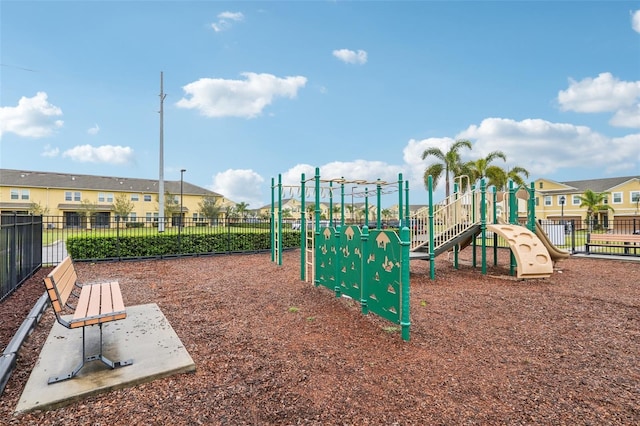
[1,248,639,425]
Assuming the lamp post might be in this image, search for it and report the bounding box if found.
[179,169,186,253]
[559,195,565,235]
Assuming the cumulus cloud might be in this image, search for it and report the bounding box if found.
[0,92,63,138]
[557,72,640,128]
[87,124,100,135]
[632,10,640,33]
[211,11,244,32]
[176,72,307,118]
[211,169,265,208]
[457,117,638,176]
[41,144,60,157]
[332,49,368,65]
[62,144,134,164]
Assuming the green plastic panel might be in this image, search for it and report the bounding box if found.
[365,229,403,323]
[338,225,363,300]
[316,226,337,290]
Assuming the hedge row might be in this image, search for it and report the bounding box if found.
[66,231,301,260]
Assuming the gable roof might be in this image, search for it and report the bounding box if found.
[554,176,639,193]
[0,169,221,197]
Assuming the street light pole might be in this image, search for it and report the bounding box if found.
[559,195,565,222]
[179,169,186,253]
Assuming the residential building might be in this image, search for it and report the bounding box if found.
[0,169,235,227]
[535,176,640,228]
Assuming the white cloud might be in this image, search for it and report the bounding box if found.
[557,72,640,128]
[332,49,368,65]
[632,10,640,33]
[211,11,244,32]
[0,92,63,138]
[176,72,307,118]
[62,144,134,164]
[457,117,639,176]
[41,144,60,157]
[87,124,100,135]
[211,169,265,208]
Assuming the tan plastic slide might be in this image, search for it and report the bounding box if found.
[487,224,554,279]
[534,222,571,261]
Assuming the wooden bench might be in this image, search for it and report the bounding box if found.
[43,256,133,384]
[585,233,640,256]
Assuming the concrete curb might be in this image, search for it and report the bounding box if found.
[0,292,49,396]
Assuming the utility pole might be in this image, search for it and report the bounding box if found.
[158,71,166,232]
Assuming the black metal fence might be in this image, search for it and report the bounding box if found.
[40,215,303,264]
[0,214,43,302]
[538,218,640,256]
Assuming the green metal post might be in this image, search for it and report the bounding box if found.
[508,180,516,276]
[364,188,369,228]
[400,226,411,341]
[493,187,498,266]
[471,184,477,268]
[404,179,409,228]
[376,179,382,229]
[329,180,333,225]
[398,174,404,227]
[340,179,345,228]
[361,224,369,315]
[481,179,487,275]
[300,173,306,282]
[314,168,321,287]
[454,182,460,270]
[528,182,535,232]
[278,174,283,266]
[428,175,435,280]
[270,177,275,263]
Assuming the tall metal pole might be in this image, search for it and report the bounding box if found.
[158,72,167,232]
[179,169,185,253]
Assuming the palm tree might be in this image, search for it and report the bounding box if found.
[579,189,614,231]
[467,151,506,184]
[235,202,249,219]
[422,139,472,198]
[486,166,530,191]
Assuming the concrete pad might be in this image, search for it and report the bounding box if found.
[15,303,195,414]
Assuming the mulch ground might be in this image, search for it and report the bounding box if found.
[1,248,638,425]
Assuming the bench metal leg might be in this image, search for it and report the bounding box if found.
[48,324,133,385]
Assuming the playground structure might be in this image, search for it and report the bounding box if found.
[271,169,412,341]
[408,175,569,279]
[270,169,569,341]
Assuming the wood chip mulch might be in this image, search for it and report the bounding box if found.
[1,248,638,425]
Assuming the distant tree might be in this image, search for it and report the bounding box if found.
[29,201,49,215]
[381,208,391,221]
[198,195,221,223]
[78,199,99,227]
[487,166,530,191]
[113,194,135,220]
[156,192,180,220]
[235,202,249,219]
[579,189,614,230]
[422,139,473,198]
[467,151,507,184]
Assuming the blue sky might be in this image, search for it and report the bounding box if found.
[1,0,639,208]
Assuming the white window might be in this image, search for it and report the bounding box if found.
[146,212,153,222]
[144,194,152,202]
[10,189,19,200]
[98,193,114,202]
[612,192,622,204]
[129,212,137,221]
[544,196,552,206]
[557,195,567,206]
[131,194,140,201]
[572,195,581,205]
[65,191,81,202]
[631,191,640,204]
